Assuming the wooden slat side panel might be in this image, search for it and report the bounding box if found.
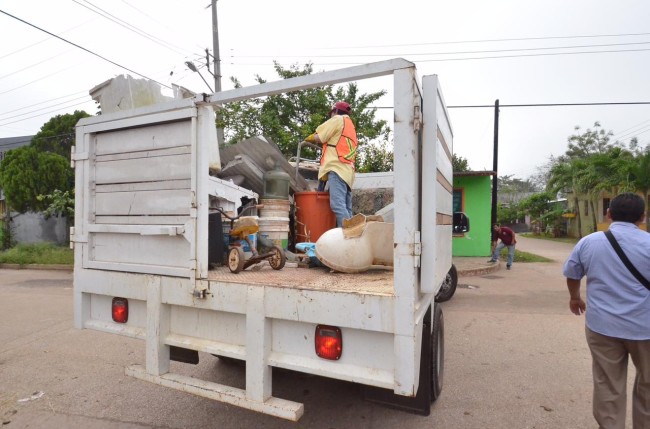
[91,233,190,268]
[95,189,191,216]
[95,215,191,225]
[94,120,192,155]
[96,179,192,193]
[95,153,191,184]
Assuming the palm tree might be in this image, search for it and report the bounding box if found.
[628,147,650,228]
[547,157,586,238]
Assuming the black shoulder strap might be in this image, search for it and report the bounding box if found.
[604,230,650,291]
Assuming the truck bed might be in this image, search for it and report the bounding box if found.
[208,265,394,296]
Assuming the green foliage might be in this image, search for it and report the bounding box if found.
[357,140,393,173]
[0,220,13,250]
[518,191,552,217]
[31,110,90,161]
[0,146,72,213]
[494,248,552,263]
[37,189,75,219]
[452,154,470,172]
[496,202,523,224]
[218,62,391,171]
[626,146,650,227]
[0,242,73,265]
[565,122,614,158]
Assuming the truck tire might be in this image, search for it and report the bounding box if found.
[430,303,444,401]
[435,264,458,302]
[362,304,444,414]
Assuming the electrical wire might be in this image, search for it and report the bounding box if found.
[0,9,171,89]
[71,0,199,58]
[229,40,650,59]
[0,99,91,127]
[0,66,76,96]
[0,50,73,80]
[0,91,88,117]
[0,95,90,122]
[326,32,650,51]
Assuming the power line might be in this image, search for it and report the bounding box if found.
[446,102,650,109]
[329,32,650,51]
[225,45,650,68]
[230,40,650,59]
[0,50,73,80]
[0,100,92,127]
[0,9,171,89]
[71,0,198,58]
[0,66,75,96]
[0,91,88,117]
[0,95,90,122]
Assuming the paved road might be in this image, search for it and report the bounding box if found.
[0,238,636,428]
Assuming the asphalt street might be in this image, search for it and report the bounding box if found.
[0,236,637,428]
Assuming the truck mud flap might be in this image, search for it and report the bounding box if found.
[362,305,440,415]
[170,346,199,365]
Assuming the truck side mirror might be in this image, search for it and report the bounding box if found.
[453,212,470,233]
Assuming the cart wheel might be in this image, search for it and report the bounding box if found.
[269,245,286,270]
[227,247,245,273]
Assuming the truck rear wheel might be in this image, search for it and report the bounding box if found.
[430,303,444,401]
[435,264,458,302]
[362,304,444,414]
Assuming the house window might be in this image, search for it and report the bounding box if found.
[602,198,610,217]
[453,189,463,213]
[584,201,589,216]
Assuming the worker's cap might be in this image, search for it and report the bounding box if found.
[330,101,351,115]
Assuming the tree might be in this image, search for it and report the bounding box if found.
[218,62,391,171]
[0,146,72,213]
[356,140,393,173]
[452,154,470,172]
[547,156,586,237]
[627,146,650,227]
[547,123,618,237]
[565,122,615,158]
[31,110,90,161]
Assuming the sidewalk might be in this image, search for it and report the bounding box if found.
[453,256,500,277]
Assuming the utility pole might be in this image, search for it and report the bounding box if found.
[211,0,225,147]
[491,99,500,232]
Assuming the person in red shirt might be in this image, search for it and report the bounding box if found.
[488,224,517,270]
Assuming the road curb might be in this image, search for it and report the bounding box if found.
[457,263,500,277]
[0,263,73,271]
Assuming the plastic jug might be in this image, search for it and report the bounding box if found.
[263,166,290,200]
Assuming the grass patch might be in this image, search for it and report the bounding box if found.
[494,248,552,263]
[0,243,73,265]
[520,233,579,245]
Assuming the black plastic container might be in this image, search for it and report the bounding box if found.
[208,212,224,266]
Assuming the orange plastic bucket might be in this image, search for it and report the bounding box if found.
[294,191,336,243]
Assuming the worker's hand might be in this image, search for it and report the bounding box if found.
[569,297,586,316]
[304,133,317,143]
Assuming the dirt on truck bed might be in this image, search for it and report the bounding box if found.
[208,265,394,296]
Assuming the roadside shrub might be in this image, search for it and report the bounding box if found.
[0,242,73,265]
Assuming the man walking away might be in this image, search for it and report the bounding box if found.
[488,224,516,270]
[563,192,650,429]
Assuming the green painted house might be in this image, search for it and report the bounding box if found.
[453,171,495,257]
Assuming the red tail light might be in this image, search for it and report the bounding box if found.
[112,297,128,323]
[315,325,342,360]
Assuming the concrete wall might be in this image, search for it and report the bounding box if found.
[10,212,68,245]
[452,176,492,257]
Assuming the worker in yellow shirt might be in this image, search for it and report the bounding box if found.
[305,101,358,227]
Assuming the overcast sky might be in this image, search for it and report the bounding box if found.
[2,0,650,179]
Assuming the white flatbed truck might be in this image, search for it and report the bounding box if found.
[72,58,455,421]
